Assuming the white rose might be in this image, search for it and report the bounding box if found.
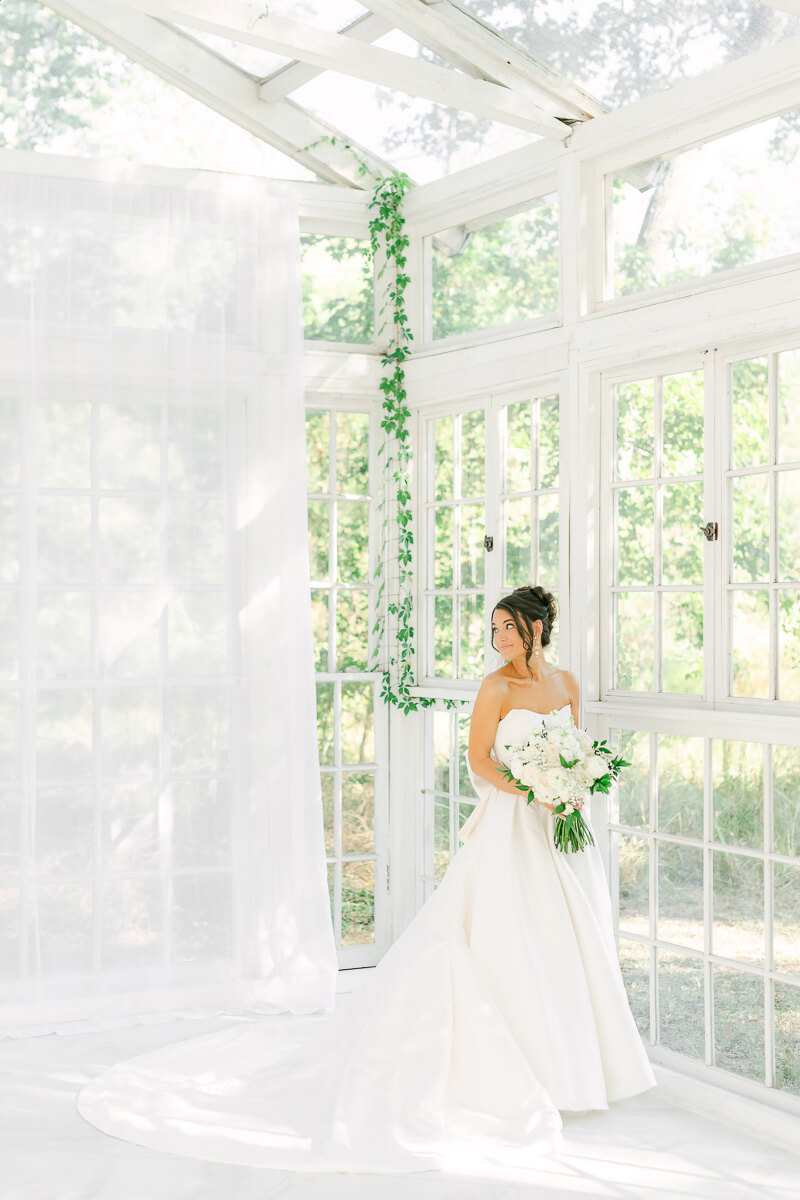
[562,801,575,815]
[586,754,609,780]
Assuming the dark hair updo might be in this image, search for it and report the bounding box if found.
[491,586,558,671]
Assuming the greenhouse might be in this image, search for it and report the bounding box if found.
[1,0,800,1194]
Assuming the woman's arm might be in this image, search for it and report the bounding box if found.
[467,678,525,796]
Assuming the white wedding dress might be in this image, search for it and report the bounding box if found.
[76,705,656,1172]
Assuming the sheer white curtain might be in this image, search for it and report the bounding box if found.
[0,160,336,1036]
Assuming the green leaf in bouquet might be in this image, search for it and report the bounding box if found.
[559,754,579,769]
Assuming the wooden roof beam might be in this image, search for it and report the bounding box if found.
[361,0,605,123]
[259,11,393,101]
[103,0,569,136]
[41,0,397,187]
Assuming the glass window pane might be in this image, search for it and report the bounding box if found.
[35,591,90,680]
[341,860,375,946]
[337,500,368,583]
[167,397,223,493]
[613,728,649,829]
[615,592,654,691]
[613,110,800,297]
[432,198,559,340]
[0,697,21,783]
[775,982,800,1097]
[713,851,764,966]
[101,688,159,777]
[778,347,800,464]
[307,501,330,581]
[172,779,230,870]
[342,771,375,857]
[773,745,800,858]
[98,401,161,491]
[774,862,800,978]
[536,493,559,584]
[433,506,454,588]
[658,951,704,1059]
[778,590,800,701]
[172,873,232,963]
[616,487,654,585]
[0,592,18,682]
[658,842,704,951]
[336,411,369,495]
[99,497,161,586]
[316,683,334,767]
[101,877,162,970]
[538,394,560,489]
[168,687,231,774]
[35,785,94,876]
[433,711,450,794]
[98,591,161,679]
[618,938,650,1040]
[460,410,485,496]
[616,380,654,480]
[434,594,453,677]
[459,593,484,680]
[320,773,334,857]
[732,474,770,583]
[168,592,226,676]
[505,401,531,493]
[36,397,92,488]
[459,505,485,588]
[36,690,93,780]
[38,496,91,585]
[662,482,703,584]
[713,740,764,849]
[662,591,703,695]
[662,371,703,477]
[168,497,225,588]
[0,395,20,486]
[617,833,649,936]
[102,780,159,871]
[341,682,374,765]
[434,417,454,502]
[731,590,770,699]
[305,410,330,493]
[457,712,472,797]
[335,589,368,671]
[657,734,704,839]
[713,966,764,1082]
[731,357,770,469]
[504,497,531,588]
[0,496,19,583]
[777,469,800,582]
[434,801,449,880]
[35,882,93,973]
[301,235,373,344]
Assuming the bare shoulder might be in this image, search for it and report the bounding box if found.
[475,669,510,705]
[557,668,580,700]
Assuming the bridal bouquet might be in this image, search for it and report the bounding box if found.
[500,711,629,853]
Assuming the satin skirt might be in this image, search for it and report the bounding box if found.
[76,782,656,1173]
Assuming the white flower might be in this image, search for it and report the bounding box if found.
[585,754,609,780]
[562,802,575,815]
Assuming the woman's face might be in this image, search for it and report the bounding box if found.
[491,607,527,660]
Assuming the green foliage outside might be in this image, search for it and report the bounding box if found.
[301,236,374,344]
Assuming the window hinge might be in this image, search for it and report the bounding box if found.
[699,521,718,542]
[483,534,494,551]
[386,861,390,892]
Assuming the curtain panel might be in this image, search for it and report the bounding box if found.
[0,162,336,1036]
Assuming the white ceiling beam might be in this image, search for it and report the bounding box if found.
[259,11,393,101]
[105,0,568,136]
[360,0,605,123]
[758,1,800,13]
[41,0,396,187]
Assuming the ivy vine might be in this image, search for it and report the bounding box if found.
[302,138,459,714]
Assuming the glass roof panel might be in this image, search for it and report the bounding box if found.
[292,29,538,183]
[458,1,800,108]
[265,1,370,30]
[171,25,290,78]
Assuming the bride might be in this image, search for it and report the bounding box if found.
[76,585,656,1173]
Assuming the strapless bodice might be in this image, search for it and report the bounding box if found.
[494,704,572,769]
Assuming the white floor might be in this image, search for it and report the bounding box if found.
[2,1014,799,1200]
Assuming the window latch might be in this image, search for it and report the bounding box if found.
[699,521,718,542]
[483,535,494,552]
